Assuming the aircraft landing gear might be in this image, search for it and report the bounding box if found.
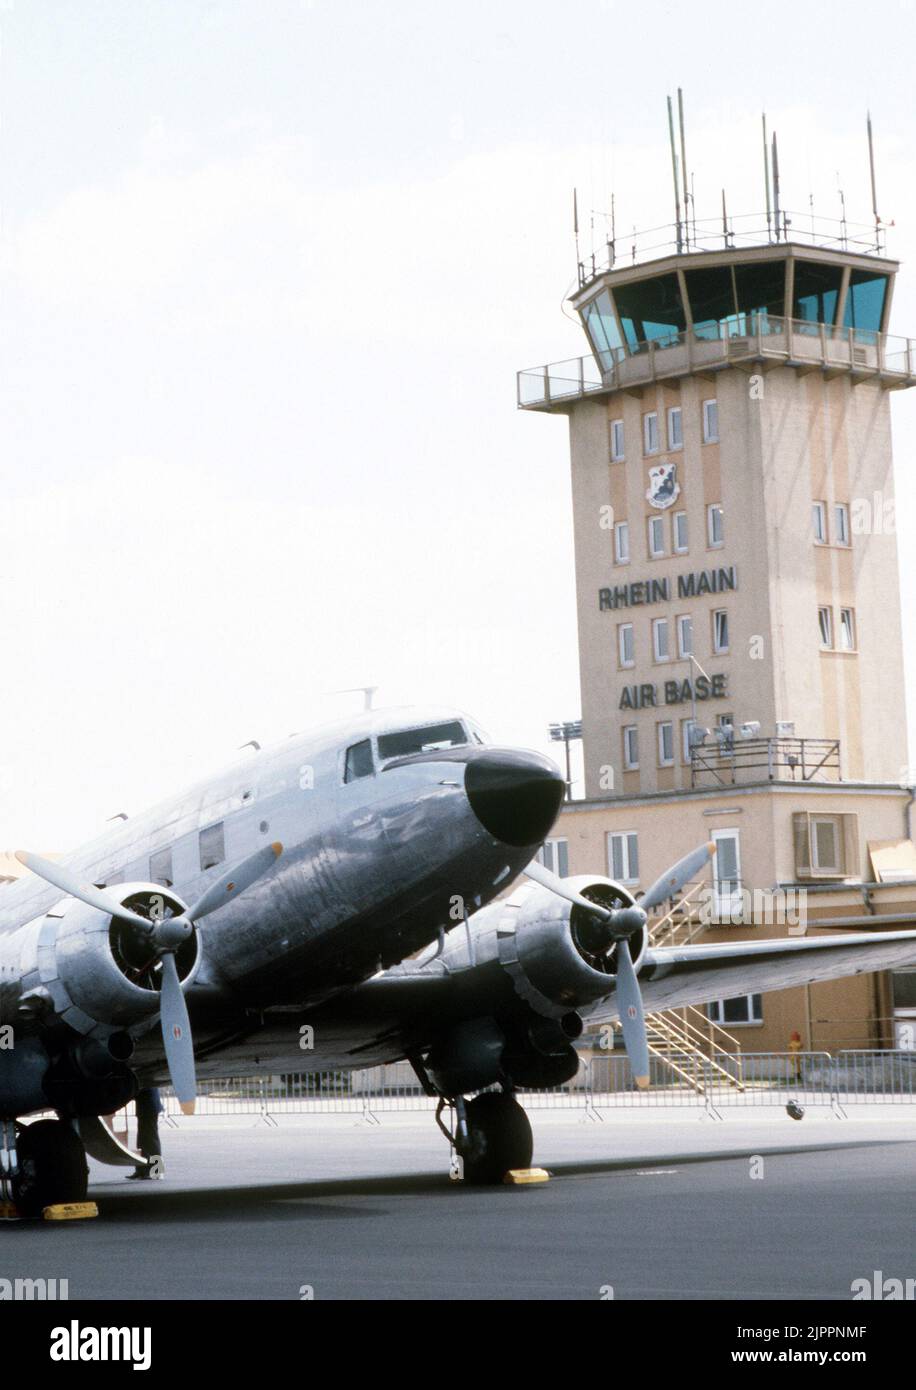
[446,1091,534,1185]
[10,1119,89,1218]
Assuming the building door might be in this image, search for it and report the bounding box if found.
[712,829,742,918]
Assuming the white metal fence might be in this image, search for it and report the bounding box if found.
[143,1050,916,1120]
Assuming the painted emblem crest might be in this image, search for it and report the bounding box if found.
[645,462,680,510]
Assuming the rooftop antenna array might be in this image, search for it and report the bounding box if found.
[572,93,893,281]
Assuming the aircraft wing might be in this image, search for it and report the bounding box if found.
[610,927,916,1021]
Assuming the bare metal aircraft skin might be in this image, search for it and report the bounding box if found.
[1,704,914,1200]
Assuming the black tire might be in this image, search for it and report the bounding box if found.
[459,1092,533,1185]
[13,1119,89,1218]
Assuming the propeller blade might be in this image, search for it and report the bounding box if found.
[523,860,613,921]
[159,952,196,1112]
[640,841,715,913]
[615,938,650,1089]
[15,850,153,932]
[186,842,283,923]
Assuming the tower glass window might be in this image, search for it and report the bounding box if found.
[707,504,724,547]
[582,289,623,370]
[653,617,670,662]
[614,520,630,564]
[657,721,674,766]
[818,606,833,648]
[667,406,683,449]
[614,273,687,351]
[677,614,693,657]
[643,412,659,455]
[793,260,843,331]
[685,265,737,340]
[843,269,888,339]
[835,504,850,546]
[619,623,635,667]
[734,260,785,329]
[622,726,639,770]
[713,609,729,653]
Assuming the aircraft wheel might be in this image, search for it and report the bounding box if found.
[459,1092,533,1185]
[13,1119,89,1218]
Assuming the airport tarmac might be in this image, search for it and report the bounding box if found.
[4,1108,916,1300]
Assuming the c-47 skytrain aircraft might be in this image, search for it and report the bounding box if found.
[2,703,915,1209]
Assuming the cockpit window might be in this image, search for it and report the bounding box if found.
[377,720,469,761]
[344,739,375,782]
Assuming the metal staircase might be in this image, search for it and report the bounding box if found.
[624,881,746,1094]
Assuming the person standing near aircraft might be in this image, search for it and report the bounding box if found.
[127,1088,163,1180]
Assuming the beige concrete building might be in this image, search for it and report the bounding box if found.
[520,227,916,1052]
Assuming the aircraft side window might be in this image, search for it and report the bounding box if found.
[150,847,173,888]
[199,822,225,871]
[344,739,374,783]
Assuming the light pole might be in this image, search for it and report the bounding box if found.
[549,720,583,801]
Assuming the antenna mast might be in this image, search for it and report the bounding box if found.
[666,95,683,253]
[867,110,881,250]
[762,113,771,240]
[677,88,689,251]
[771,131,781,242]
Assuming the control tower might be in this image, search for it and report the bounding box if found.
[518,172,916,1050]
[520,216,914,799]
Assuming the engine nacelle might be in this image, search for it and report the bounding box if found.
[5,882,199,1042]
[495,876,647,1018]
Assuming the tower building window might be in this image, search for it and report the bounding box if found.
[713,609,729,654]
[839,608,856,651]
[677,614,693,657]
[707,504,724,548]
[652,617,670,662]
[673,511,688,553]
[648,515,666,557]
[667,406,683,449]
[812,502,827,544]
[622,726,639,771]
[619,623,635,667]
[657,721,674,766]
[835,504,850,547]
[643,412,659,455]
[702,399,719,443]
[614,520,630,565]
[610,419,625,461]
[818,606,833,649]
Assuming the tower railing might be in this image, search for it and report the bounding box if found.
[576,209,888,287]
[690,735,841,789]
[517,317,916,409]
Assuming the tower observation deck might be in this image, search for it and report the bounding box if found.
[518,213,915,409]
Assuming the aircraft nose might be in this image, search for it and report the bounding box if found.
[464,748,566,847]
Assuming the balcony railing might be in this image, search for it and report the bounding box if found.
[690,736,841,789]
[517,317,916,409]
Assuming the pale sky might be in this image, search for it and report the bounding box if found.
[1,0,916,848]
